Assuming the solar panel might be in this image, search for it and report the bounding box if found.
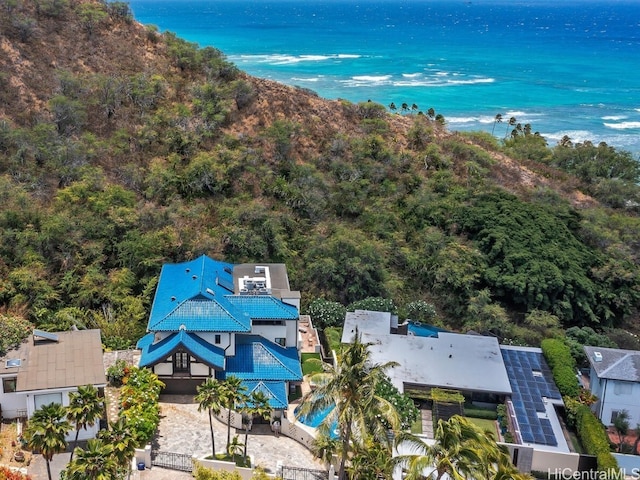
[33,329,59,342]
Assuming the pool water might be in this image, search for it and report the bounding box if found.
[295,404,339,438]
[407,322,446,338]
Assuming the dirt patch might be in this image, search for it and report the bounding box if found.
[0,421,33,469]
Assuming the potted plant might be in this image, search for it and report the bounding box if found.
[14,450,25,462]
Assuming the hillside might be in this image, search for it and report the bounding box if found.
[1,0,640,350]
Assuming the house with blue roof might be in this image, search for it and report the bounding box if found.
[136,255,303,409]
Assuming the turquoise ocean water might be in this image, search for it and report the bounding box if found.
[127,0,640,154]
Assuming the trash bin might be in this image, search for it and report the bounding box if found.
[137,462,145,471]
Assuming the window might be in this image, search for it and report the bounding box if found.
[611,410,620,423]
[174,351,190,372]
[275,338,286,347]
[2,377,17,393]
[35,392,62,410]
[214,334,221,344]
[614,382,633,396]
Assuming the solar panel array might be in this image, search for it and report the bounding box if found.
[501,349,561,446]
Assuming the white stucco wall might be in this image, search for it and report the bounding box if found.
[154,362,173,376]
[597,378,640,426]
[251,325,288,346]
[0,374,28,418]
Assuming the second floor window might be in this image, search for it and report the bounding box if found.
[174,351,189,372]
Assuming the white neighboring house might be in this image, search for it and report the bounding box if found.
[0,329,107,441]
[584,345,640,427]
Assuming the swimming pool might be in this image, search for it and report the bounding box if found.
[295,404,339,438]
[407,322,446,338]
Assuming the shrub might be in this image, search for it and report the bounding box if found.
[347,297,395,314]
[106,358,129,386]
[574,403,619,472]
[0,314,33,357]
[118,366,164,445]
[464,406,498,420]
[541,338,580,397]
[306,298,346,330]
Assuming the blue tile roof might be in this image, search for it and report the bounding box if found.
[147,256,251,332]
[225,336,302,382]
[226,296,299,320]
[242,380,288,409]
[137,330,225,369]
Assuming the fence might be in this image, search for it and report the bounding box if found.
[281,465,329,480]
[151,451,193,472]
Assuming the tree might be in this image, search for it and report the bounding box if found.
[227,435,244,462]
[505,116,517,138]
[240,390,271,459]
[77,2,107,37]
[389,102,397,112]
[222,376,248,450]
[296,333,400,480]
[613,410,630,452]
[67,384,104,462]
[65,439,118,480]
[25,403,72,480]
[196,378,225,458]
[492,113,503,135]
[395,415,522,480]
[98,417,138,473]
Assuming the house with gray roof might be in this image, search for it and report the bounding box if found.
[0,329,106,440]
[136,255,303,409]
[584,345,640,426]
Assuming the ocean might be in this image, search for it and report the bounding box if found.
[127,0,640,154]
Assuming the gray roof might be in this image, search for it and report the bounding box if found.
[1,329,107,392]
[342,310,512,395]
[233,263,301,301]
[584,345,640,382]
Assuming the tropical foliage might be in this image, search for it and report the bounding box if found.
[0,0,639,359]
[395,415,530,480]
[24,403,72,480]
[118,366,164,445]
[297,334,401,480]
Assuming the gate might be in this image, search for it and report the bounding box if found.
[151,451,193,472]
[281,465,329,480]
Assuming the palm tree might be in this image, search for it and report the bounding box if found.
[427,107,436,120]
[98,417,138,474]
[227,434,244,463]
[65,439,118,480]
[240,390,271,459]
[310,432,339,466]
[222,375,248,450]
[411,103,419,113]
[401,102,409,113]
[195,378,225,458]
[492,113,503,135]
[395,415,501,480]
[67,384,104,461]
[25,402,72,480]
[505,116,517,138]
[296,332,400,480]
[389,102,397,112]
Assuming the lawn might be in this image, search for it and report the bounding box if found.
[301,352,323,375]
[468,417,498,435]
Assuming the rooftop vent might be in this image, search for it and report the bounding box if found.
[206,287,215,296]
[255,266,266,274]
[593,351,603,362]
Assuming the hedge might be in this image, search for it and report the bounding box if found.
[575,403,618,474]
[541,338,580,397]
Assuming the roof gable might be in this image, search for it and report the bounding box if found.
[225,336,302,381]
[147,256,250,333]
[242,380,288,409]
[584,346,640,382]
[137,331,225,369]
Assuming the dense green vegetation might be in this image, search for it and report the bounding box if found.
[1,0,639,351]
